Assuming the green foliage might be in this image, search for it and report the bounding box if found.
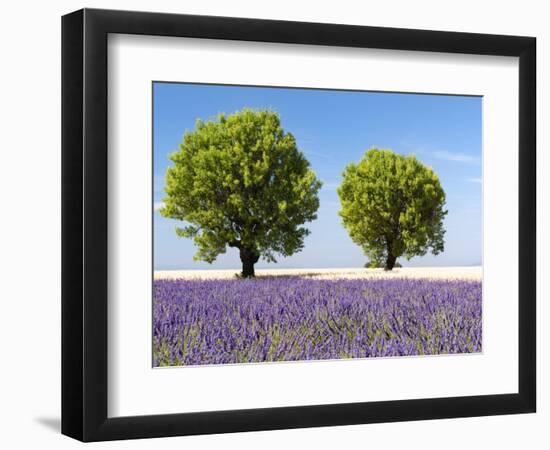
[161,108,322,275]
[338,148,447,270]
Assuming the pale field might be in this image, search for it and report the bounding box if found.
[154,266,482,281]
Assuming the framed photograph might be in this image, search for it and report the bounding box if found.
[61,8,536,442]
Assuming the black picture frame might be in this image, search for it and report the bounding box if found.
[61,8,536,442]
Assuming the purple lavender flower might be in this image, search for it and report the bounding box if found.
[153,277,482,367]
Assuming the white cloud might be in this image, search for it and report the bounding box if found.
[321,181,340,191]
[153,176,166,194]
[433,150,480,164]
[467,178,482,184]
[303,150,333,161]
[320,200,341,209]
[154,202,165,211]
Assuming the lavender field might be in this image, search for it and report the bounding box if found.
[153,276,482,367]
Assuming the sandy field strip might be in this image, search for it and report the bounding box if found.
[154,266,482,281]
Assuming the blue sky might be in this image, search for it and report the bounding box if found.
[153,82,482,270]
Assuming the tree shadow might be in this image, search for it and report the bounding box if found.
[236,272,332,280]
[249,271,368,280]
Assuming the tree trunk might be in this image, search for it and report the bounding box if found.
[239,247,260,278]
[385,253,397,271]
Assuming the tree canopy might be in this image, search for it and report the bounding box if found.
[161,109,322,277]
[337,148,447,270]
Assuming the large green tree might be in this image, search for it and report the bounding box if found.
[161,109,322,277]
[338,148,447,270]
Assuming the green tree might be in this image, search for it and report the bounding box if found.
[161,109,322,277]
[338,148,447,270]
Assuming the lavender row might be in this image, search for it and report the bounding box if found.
[153,277,482,366]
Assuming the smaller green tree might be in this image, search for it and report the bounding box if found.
[161,109,322,277]
[338,148,447,270]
